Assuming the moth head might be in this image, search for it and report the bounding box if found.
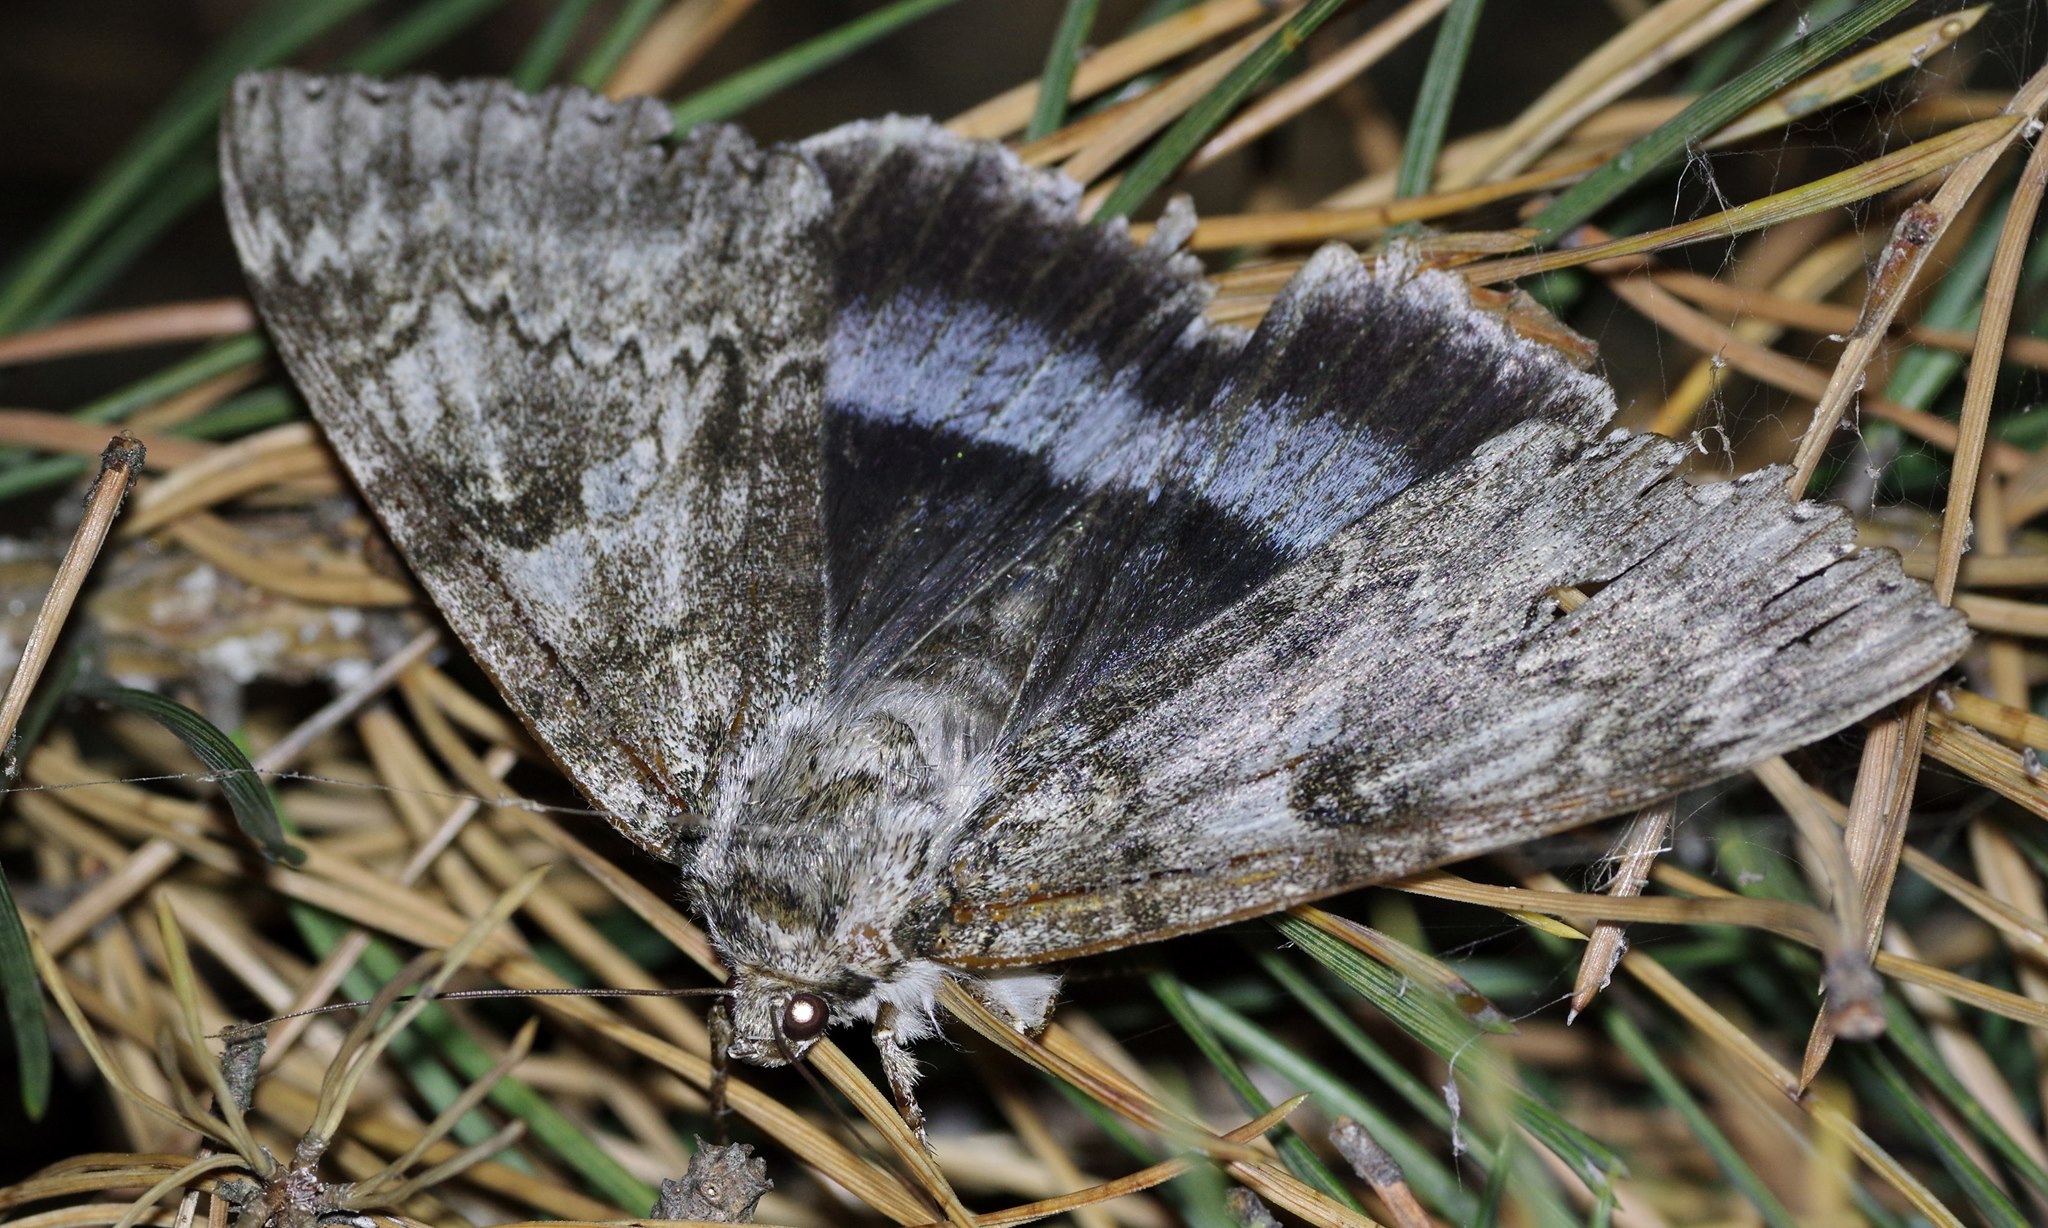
[724,977,837,1066]
[687,857,917,1069]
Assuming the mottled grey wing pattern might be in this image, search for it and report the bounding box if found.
[938,422,1971,965]
[219,75,1969,979]
[800,120,1610,719]
[220,72,834,855]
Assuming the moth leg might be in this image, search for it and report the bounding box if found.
[871,1004,927,1145]
[708,996,735,1145]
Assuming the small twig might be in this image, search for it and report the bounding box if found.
[1570,800,1672,1021]
[0,433,145,780]
[1330,1117,1436,1228]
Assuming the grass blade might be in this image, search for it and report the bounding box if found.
[1148,971,1366,1213]
[1603,1009,1800,1228]
[1880,995,2048,1202]
[0,388,302,503]
[1028,0,1103,140]
[71,680,303,866]
[0,868,50,1119]
[1272,913,1622,1205]
[345,0,520,75]
[1185,982,1480,1222]
[514,0,601,89]
[1858,1048,2029,1228]
[76,334,271,426]
[28,159,221,329]
[1395,0,1485,200]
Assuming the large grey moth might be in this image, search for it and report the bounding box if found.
[218,70,1971,1133]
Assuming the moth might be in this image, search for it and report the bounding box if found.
[219,70,1970,1132]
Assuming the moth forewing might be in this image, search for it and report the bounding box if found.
[219,70,836,862]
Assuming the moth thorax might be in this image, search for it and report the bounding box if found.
[723,679,997,831]
[690,685,984,1023]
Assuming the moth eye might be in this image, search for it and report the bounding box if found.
[780,992,829,1041]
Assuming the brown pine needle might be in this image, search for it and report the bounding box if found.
[806,1041,976,1228]
[1570,801,1672,1020]
[1594,254,2028,472]
[119,421,330,537]
[0,299,254,367]
[13,10,2048,1228]
[0,411,211,467]
[1645,265,2048,373]
[1059,7,1289,188]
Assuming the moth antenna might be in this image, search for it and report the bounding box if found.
[433,987,734,1002]
[209,986,733,1038]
